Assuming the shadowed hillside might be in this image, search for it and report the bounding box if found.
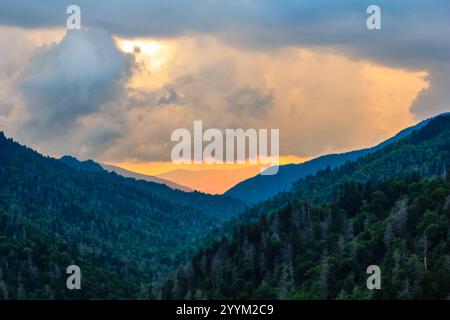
[0,133,245,299]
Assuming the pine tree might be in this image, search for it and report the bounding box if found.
[0,280,8,300]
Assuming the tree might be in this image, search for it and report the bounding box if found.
[0,280,8,300]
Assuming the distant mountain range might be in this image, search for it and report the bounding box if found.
[225,115,446,204]
[59,156,193,192]
[62,113,440,199]
[157,166,261,194]
[100,163,193,192]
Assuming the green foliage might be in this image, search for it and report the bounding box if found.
[162,176,450,299]
[0,132,246,299]
[228,115,450,229]
[160,109,450,301]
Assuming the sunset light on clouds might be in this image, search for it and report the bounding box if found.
[106,39,428,192]
[0,1,446,194]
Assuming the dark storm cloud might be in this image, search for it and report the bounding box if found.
[19,28,135,134]
[411,64,450,119]
[0,0,448,68]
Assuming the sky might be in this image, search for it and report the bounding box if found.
[0,1,449,193]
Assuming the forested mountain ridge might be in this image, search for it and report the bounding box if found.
[59,155,193,192]
[1,113,450,300]
[225,115,439,204]
[159,115,450,299]
[0,132,245,299]
[100,163,193,192]
[160,174,450,299]
[227,114,450,228]
[59,155,105,173]
[290,113,450,201]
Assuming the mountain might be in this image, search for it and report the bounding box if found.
[100,163,192,192]
[160,115,450,299]
[0,132,246,299]
[225,115,439,204]
[161,175,450,299]
[59,156,192,192]
[227,113,450,228]
[2,114,450,300]
[59,155,105,173]
[157,166,261,194]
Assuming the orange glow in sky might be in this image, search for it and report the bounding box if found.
[105,156,310,194]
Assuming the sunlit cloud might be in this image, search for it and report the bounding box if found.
[0,26,429,168]
[97,37,428,165]
[0,0,442,194]
[117,38,174,71]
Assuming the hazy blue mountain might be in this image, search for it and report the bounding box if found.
[225,114,445,204]
[59,156,192,192]
[100,163,193,192]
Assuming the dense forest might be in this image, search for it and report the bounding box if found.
[0,133,245,299]
[228,114,450,229]
[160,174,450,299]
[1,114,450,299]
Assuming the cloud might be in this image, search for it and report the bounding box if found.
[0,1,449,67]
[0,2,447,163]
[19,28,135,136]
[1,1,448,122]
[158,85,179,105]
[93,39,427,162]
[410,64,450,119]
[5,33,425,163]
[0,26,61,137]
[226,87,273,116]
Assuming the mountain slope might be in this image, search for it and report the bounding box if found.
[0,133,245,299]
[59,155,105,173]
[100,163,193,192]
[159,114,450,299]
[59,156,193,192]
[162,175,450,299]
[225,115,437,204]
[227,114,450,228]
